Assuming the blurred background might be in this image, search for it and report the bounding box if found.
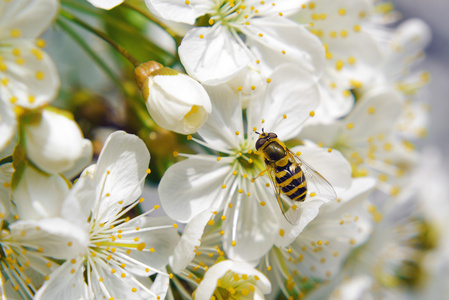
[393,0,449,170]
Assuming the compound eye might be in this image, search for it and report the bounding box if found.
[268,132,277,139]
[255,138,267,150]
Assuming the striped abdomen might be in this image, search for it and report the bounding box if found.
[274,160,307,202]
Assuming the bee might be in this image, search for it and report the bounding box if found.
[255,130,336,225]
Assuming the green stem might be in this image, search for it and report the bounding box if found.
[0,156,12,166]
[59,9,141,67]
[121,1,179,42]
[61,0,177,63]
[56,19,126,94]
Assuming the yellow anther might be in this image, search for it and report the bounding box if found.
[36,39,46,48]
[335,60,344,71]
[35,71,45,80]
[137,243,146,251]
[10,29,21,38]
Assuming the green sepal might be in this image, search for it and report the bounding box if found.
[10,144,27,190]
[151,67,179,76]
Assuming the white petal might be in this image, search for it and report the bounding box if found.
[343,87,403,144]
[198,84,244,150]
[275,195,329,248]
[324,33,382,87]
[34,259,88,300]
[391,18,432,59]
[328,276,373,300]
[291,146,352,194]
[24,109,84,173]
[144,0,209,24]
[300,122,342,148]
[149,274,170,300]
[310,79,354,124]
[0,40,60,108]
[247,64,320,141]
[0,0,58,39]
[87,0,123,10]
[170,208,217,273]
[61,138,93,180]
[223,180,280,262]
[93,131,150,221]
[120,216,180,276]
[12,166,69,220]
[90,267,163,300]
[9,218,89,259]
[244,17,325,78]
[159,155,233,222]
[61,175,96,228]
[0,100,16,152]
[179,26,252,85]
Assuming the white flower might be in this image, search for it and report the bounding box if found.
[22,109,90,174]
[135,61,212,135]
[0,0,60,151]
[145,0,324,85]
[366,18,432,139]
[0,165,61,299]
[159,65,351,262]
[300,87,416,195]
[14,131,180,299]
[306,194,426,300]
[293,0,382,123]
[260,177,375,298]
[194,260,271,300]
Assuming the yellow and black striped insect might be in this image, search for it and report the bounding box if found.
[255,130,336,225]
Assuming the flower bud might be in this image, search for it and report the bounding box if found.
[134,61,212,135]
[23,109,85,174]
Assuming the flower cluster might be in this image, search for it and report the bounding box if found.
[0,0,446,299]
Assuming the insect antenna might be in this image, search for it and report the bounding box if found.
[255,128,265,135]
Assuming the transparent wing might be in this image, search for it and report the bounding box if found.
[264,163,302,226]
[287,150,337,203]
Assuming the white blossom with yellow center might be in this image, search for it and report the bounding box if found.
[159,65,352,263]
[306,193,426,300]
[145,0,324,85]
[11,132,180,299]
[0,163,60,299]
[0,0,60,151]
[300,87,417,196]
[194,260,271,300]
[260,178,375,299]
[293,0,382,123]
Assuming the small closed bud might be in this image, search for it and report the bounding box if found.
[134,61,212,135]
[23,109,85,174]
